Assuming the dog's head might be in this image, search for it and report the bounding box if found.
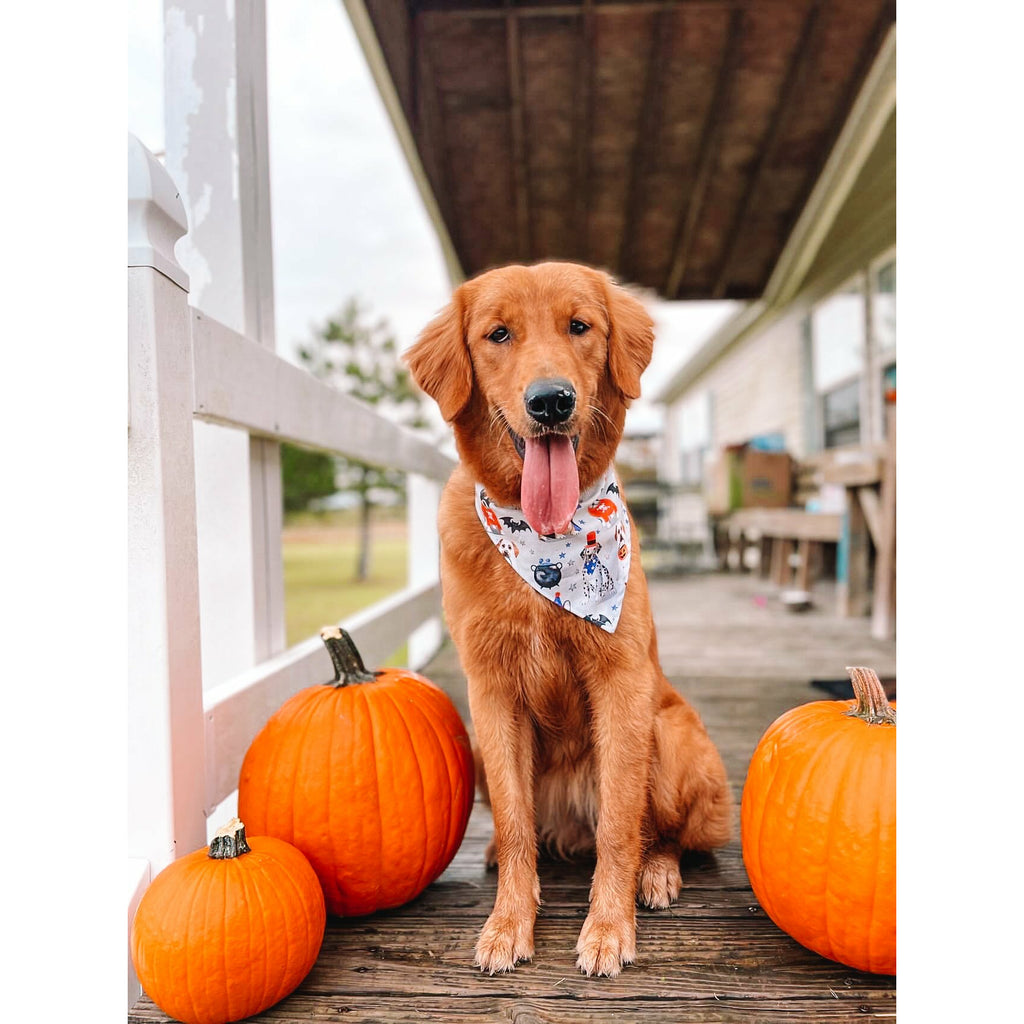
[405,262,654,535]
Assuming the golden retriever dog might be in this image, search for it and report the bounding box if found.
[405,262,732,978]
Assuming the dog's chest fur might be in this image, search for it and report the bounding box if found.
[439,469,649,761]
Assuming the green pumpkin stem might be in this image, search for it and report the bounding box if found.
[845,666,896,725]
[208,817,251,859]
[320,626,377,686]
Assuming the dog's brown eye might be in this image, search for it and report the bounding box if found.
[569,319,590,336]
[488,326,510,344]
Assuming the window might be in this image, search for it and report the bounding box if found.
[873,259,896,356]
[873,258,896,435]
[822,379,861,449]
[679,391,711,486]
[811,279,866,449]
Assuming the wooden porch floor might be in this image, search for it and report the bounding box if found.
[130,571,897,1023]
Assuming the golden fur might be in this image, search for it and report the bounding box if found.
[405,262,732,978]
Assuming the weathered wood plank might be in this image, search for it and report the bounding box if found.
[131,992,896,1024]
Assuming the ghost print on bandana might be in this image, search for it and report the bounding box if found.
[475,468,631,632]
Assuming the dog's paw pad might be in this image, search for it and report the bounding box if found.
[474,913,534,974]
[575,914,636,978]
[637,850,682,910]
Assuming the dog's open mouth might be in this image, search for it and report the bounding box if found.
[506,427,579,460]
[507,426,581,536]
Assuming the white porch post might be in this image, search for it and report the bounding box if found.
[127,136,208,1002]
[164,0,285,690]
[407,472,444,670]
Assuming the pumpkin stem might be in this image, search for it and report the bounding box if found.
[208,817,251,859]
[844,666,896,725]
[320,626,377,686]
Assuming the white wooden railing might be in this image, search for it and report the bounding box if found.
[127,133,454,1007]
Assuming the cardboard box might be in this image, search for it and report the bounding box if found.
[706,445,792,515]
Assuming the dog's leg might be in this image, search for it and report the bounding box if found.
[575,674,654,977]
[648,683,733,854]
[637,840,683,910]
[469,681,540,974]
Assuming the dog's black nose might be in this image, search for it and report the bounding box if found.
[524,378,576,426]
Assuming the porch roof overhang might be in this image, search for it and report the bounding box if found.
[344,0,895,301]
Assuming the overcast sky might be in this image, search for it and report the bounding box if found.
[127,0,737,432]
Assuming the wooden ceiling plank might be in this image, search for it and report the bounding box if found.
[617,4,675,284]
[505,8,533,259]
[663,5,745,299]
[572,0,595,262]
[709,0,829,299]
[414,1,776,18]
[410,13,466,277]
[765,0,896,301]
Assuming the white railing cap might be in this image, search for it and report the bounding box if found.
[128,133,190,291]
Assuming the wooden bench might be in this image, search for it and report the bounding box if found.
[720,506,842,591]
[714,424,895,634]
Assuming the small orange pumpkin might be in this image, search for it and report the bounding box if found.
[131,818,325,1024]
[238,627,475,917]
[741,666,896,975]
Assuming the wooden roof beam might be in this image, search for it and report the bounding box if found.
[709,0,829,299]
[571,0,595,262]
[617,3,675,284]
[663,6,745,299]
[505,7,532,260]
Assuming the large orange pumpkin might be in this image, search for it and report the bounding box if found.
[131,818,325,1024]
[741,666,896,975]
[238,627,475,916]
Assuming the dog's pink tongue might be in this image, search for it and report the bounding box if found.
[521,435,580,536]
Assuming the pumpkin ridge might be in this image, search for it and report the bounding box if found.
[406,679,471,867]
[403,682,459,867]
[240,846,273,1016]
[219,860,233,1021]
[176,856,205,1023]
[289,690,322,854]
[380,684,433,899]
[193,854,217,1023]
[392,683,455,890]
[254,851,305,1004]
[757,723,847,942]
[865,747,895,972]
[324,686,342,915]
[819,726,862,966]
[360,684,387,913]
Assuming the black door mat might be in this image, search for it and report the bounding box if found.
[810,676,896,701]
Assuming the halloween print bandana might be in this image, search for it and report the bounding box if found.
[474,468,632,632]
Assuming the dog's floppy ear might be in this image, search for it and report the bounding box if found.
[404,293,473,422]
[604,277,655,401]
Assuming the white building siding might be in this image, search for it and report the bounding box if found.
[699,306,809,457]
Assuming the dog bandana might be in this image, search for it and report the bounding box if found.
[475,468,632,632]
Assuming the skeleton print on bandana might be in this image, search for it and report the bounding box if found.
[475,468,632,632]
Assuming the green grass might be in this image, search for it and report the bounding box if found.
[282,511,409,664]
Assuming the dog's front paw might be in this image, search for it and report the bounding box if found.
[474,911,535,974]
[575,912,636,977]
[637,848,682,909]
